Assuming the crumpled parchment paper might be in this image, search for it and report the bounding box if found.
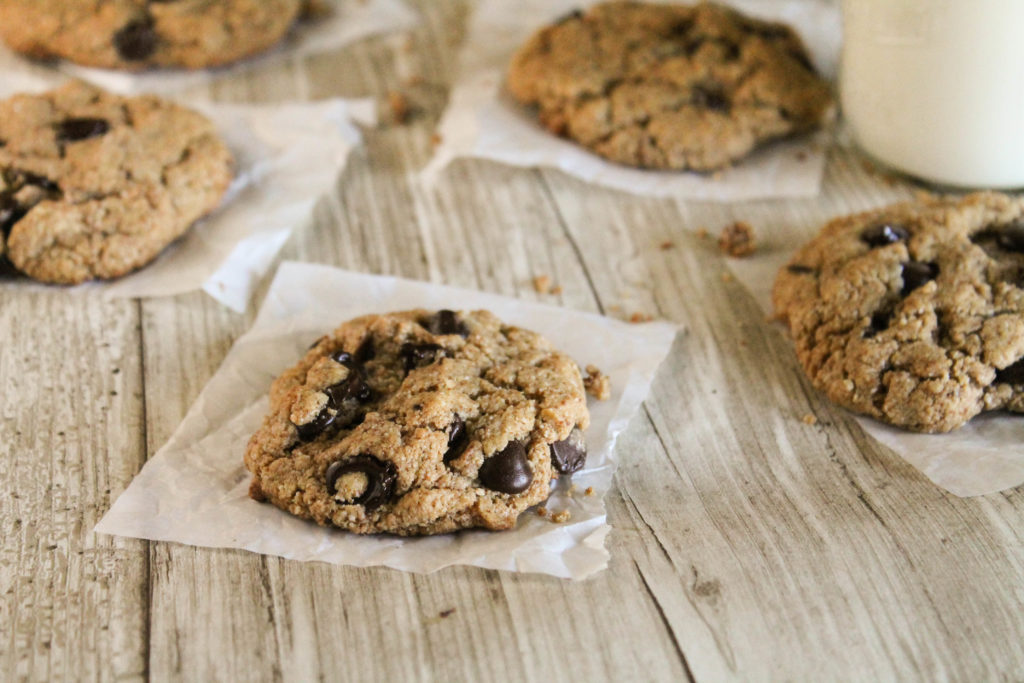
[725,234,1024,497]
[96,262,679,578]
[0,98,375,312]
[0,0,417,95]
[424,0,841,201]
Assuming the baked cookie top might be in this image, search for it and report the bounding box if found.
[244,309,592,536]
[0,80,233,284]
[773,192,1024,433]
[506,1,832,172]
[0,0,306,71]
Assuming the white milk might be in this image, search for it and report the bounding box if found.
[841,0,1024,188]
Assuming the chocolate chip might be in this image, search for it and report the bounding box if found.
[400,342,446,372]
[354,336,375,364]
[786,264,815,274]
[550,427,587,474]
[862,223,909,247]
[996,223,1024,252]
[0,192,23,236]
[444,415,470,464]
[692,85,730,112]
[478,441,532,494]
[330,350,354,366]
[18,172,59,193]
[424,310,469,337]
[864,309,892,338]
[326,455,397,510]
[295,406,336,441]
[292,370,373,440]
[323,373,374,428]
[901,261,938,295]
[114,18,157,61]
[996,357,1024,385]
[55,118,110,143]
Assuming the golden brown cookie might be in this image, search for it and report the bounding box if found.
[507,1,832,171]
[0,0,307,71]
[245,309,592,536]
[0,81,233,284]
[773,192,1024,433]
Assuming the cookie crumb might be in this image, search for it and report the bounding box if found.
[802,413,818,425]
[439,608,456,618]
[583,364,611,400]
[795,150,808,161]
[533,274,553,294]
[696,228,709,239]
[721,272,733,282]
[403,74,424,87]
[388,91,411,124]
[584,486,595,497]
[659,240,675,250]
[629,312,654,323]
[430,133,442,147]
[551,510,571,523]
[550,285,563,295]
[536,507,548,517]
[718,221,756,257]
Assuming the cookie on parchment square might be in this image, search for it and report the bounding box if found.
[773,192,1024,433]
[0,0,307,71]
[506,1,833,172]
[0,80,233,284]
[245,309,594,536]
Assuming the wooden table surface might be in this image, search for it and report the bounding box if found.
[4,1,1024,680]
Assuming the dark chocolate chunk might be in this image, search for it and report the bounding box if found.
[0,192,23,236]
[862,223,909,247]
[692,85,730,112]
[323,373,373,429]
[114,18,157,61]
[901,261,938,295]
[55,118,110,143]
[18,172,59,193]
[786,264,815,274]
[996,222,1024,252]
[444,415,470,464]
[478,441,532,494]
[353,336,375,364]
[295,405,336,442]
[400,342,446,372]
[424,310,469,337]
[326,455,397,510]
[996,357,1024,385]
[330,350,354,367]
[864,309,892,338]
[550,427,587,474]
[292,369,373,440]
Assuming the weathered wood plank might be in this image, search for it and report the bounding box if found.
[538,150,1024,679]
[0,292,148,682]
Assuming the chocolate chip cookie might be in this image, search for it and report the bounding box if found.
[773,192,1024,433]
[506,1,833,172]
[0,81,233,284]
[0,0,306,71]
[244,309,593,536]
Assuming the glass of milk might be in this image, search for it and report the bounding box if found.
[841,0,1024,188]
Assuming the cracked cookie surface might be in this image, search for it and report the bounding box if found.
[0,0,305,71]
[773,192,1024,433]
[0,80,233,284]
[506,1,832,171]
[245,309,592,536]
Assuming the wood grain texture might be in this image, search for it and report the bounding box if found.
[3,0,1024,681]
